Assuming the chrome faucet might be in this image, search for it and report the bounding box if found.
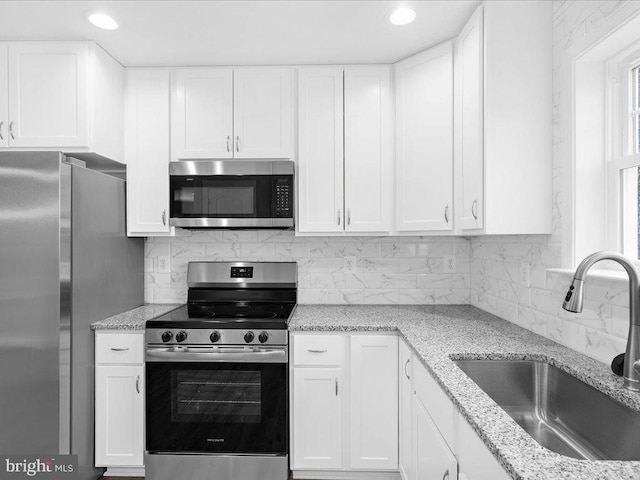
[562,251,640,391]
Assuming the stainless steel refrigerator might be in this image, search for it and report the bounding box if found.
[0,152,144,479]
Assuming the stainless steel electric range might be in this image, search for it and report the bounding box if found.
[144,261,297,480]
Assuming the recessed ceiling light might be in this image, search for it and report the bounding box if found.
[389,7,416,26]
[88,13,118,30]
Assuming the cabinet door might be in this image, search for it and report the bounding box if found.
[399,341,413,480]
[349,335,398,470]
[413,396,458,480]
[7,42,88,147]
[171,68,233,160]
[233,68,292,158]
[396,43,454,232]
[95,365,144,467]
[297,67,344,233]
[344,66,393,233]
[457,6,484,230]
[125,69,171,235]
[292,368,342,470]
[0,44,7,148]
[457,416,510,480]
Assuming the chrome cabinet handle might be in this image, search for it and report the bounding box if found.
[0,121,4,141]
[347,208,351,226]
[110,347,130,352]
[307,349,328,353]
[9,121,15,140]
[235,135,240,152]
[335,378,338,396]
[442,470,449,480]
[162,209,167,226]
[404,359,410,380]
[444,205,449,224]
[136,376,140,394]
[337,209,341,226]
[226,135,230,152]
[471,200,478,220]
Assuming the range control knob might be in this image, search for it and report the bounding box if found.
[176,331,188,343]
[161,331,173,343]
[244,331,255,343]
[210,331,221,343]
[258,331,269,344]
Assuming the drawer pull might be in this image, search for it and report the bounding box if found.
[110,347,130,352]
[136,376,141,394]
[442,469,449,480]
[335,378,338,396]
[307,349,328,353]
[404,359,411,380]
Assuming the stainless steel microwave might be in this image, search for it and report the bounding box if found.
[169,160,294,229]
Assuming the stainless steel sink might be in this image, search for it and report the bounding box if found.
[453,359,640,461]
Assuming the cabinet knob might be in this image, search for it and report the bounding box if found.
[9,121,15,140]
[471,200,478,220]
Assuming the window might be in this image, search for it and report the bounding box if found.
[614,63,640,259]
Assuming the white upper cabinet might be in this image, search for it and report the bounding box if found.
[395,42,454,232]
[456,6,484,230]
[455,1,552,234]
[344,66,393,233]
[7,42,88,148]
[170,67,293,160]
[125,68,171,236]
[233,68,293,158]
[171,68,233,160]
[297,67,344,233]
[0,42,124,161]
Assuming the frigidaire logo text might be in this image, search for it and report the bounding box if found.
[4,458,74,477]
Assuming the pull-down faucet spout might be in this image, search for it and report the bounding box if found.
[563,251,640,391]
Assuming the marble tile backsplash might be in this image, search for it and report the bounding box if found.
[145,231,472,306]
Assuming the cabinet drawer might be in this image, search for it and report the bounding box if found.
[414,358,455,448]
[96,332,144,365]
[294,335,345,366]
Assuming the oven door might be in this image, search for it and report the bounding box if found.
[145,346,288,454]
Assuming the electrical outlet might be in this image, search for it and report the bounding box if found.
[520,262,531,287]
[344,256,357,274]
[443,255,456,273]
[157,256,171,274]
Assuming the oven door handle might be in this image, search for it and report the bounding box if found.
[145,346,288,363]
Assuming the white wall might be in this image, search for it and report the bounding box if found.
[470,0,640,365]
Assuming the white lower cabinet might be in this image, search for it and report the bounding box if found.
[399,340,413,480]
[291,333,398,477]
[413,397,457,480]
[292,368,343,469]
[95,331,145,472]
[349,335,398,470]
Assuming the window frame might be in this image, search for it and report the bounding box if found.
[606,49,640,262]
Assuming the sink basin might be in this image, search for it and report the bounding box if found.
[453,359,640,460]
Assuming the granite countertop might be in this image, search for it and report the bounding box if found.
[289,305,640,480]
[91,304,182,330]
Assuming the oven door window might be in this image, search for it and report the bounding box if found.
[146,362,287,454]
[171,176,276,218]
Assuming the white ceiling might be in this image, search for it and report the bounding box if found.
[0,1,480,67]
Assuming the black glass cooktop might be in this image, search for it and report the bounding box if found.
[146,303,295,330]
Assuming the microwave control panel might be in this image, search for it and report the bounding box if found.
[273,178,293,217]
